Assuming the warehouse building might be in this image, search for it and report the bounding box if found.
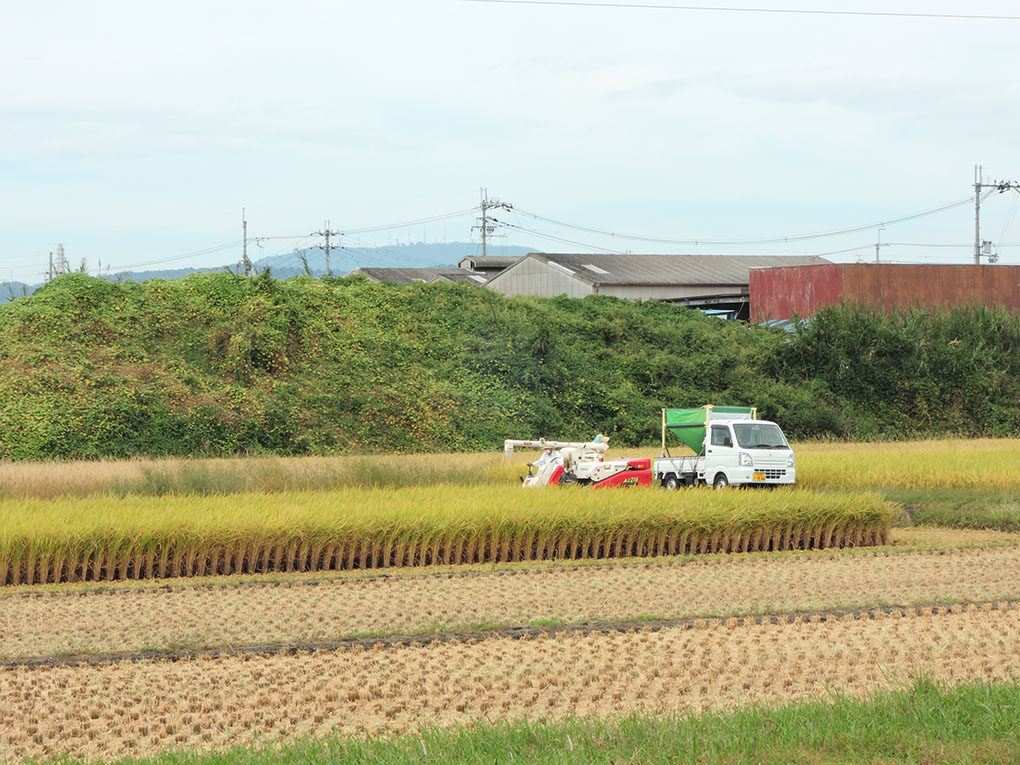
[485,253,830,319]
[749,263,1020,323]
[348,267,470,284]
[456,255,524,277]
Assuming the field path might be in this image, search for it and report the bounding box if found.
[2,604,1019,762]
[5,545,1020,660]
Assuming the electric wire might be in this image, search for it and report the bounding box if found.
[110,242,241,272]
[997,192,1020,247]
[494,219,625,253]
[343,208,478,234]
[512,194,983,246]
[460,0,1020,22]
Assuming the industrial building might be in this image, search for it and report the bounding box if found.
[749,263,1020,323]
[485,253,830,319]
[456,255,523,277]
[347,267,472,284]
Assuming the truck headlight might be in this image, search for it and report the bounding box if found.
[739,452,753,467]
[787,454,795,468]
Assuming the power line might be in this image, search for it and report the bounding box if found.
[512,195,979,247]
[344,208,477,235]
[495,219,625,253]
[111,242,241,271]
[460,0,1020,21]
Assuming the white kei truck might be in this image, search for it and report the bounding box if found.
[654,405,796,489]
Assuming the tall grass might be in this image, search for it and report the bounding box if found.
[0,453,523,500]
[0,487,895,586]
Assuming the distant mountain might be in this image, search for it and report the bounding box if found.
[0,282,36,303]
[248,242,537,280]
[0,242,538,303]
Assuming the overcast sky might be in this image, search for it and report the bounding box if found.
[3,0,1020,282]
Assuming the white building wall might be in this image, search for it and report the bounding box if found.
[486,259,593,298]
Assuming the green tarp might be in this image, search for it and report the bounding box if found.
[663,405,756,453]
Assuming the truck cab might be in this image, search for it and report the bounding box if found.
[702,419,794,487]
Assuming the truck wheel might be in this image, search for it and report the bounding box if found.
[713,473,729,489]
[662,474,680,490]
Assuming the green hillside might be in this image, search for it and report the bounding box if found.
[0,272,1018,460]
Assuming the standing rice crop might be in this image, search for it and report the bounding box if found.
[0,486,896,586]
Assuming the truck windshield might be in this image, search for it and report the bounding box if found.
[733,423,789,449]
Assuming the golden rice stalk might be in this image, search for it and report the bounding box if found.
[0,486,896,585]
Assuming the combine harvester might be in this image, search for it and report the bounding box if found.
[504,436,653,488]
[655,405,796,489]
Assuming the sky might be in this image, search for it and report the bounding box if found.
[3,0,1020,283]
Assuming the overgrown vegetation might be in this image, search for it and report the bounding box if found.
[1,272,1018,459]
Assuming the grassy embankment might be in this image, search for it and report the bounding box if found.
[3,272,1020,460]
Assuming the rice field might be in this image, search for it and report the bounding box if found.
[3,438,1020,762]
[1,603,1018,762]
[0,487,895,586]
[795,438,1020,491]
[1,544,1018,660]
[0,452,522,500]
[2,437,1019,499]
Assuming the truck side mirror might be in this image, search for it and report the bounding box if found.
[723,437,732,448]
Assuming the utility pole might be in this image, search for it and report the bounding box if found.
[241,208,252,277]
[875,227,886,263]
[974,165,1020,264]
[312,220,342,277]
[472,188,512,258]
[975,165,982,265]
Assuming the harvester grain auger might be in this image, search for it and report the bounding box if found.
[503,436,653,488]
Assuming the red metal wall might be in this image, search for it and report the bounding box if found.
[843,264,1020,311]
[749,264,844,323]
[751,263,1020,323]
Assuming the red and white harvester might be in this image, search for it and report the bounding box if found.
[504,436,653,488]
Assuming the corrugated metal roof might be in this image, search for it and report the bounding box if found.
[457,255,525,269]
[526,254,831,286]
[430,272,489,284]
[350,267,465,285]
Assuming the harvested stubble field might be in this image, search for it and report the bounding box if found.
[0,487,894,586]
[2,603,1019,762]
[3,544,1020,660]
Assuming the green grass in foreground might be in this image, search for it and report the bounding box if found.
[52,679,1020,765]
